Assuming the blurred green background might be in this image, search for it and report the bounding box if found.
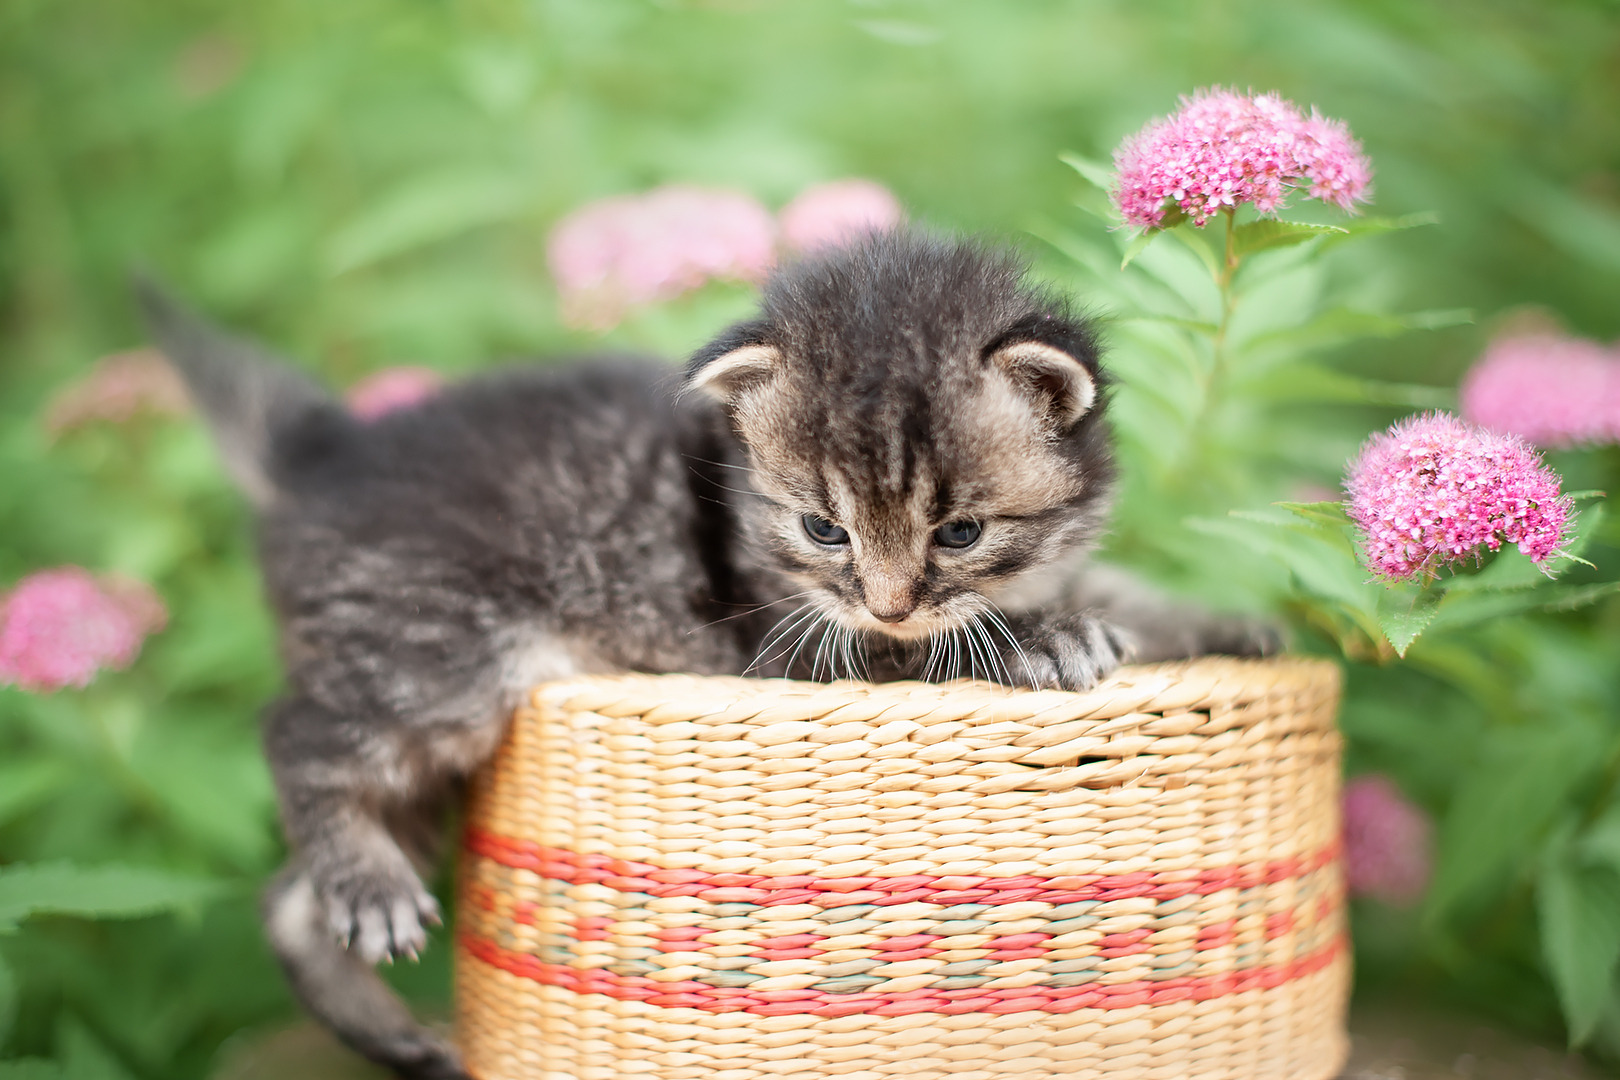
[3,1,1620,1077]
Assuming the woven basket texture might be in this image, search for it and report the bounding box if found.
[456,656,1348,1080]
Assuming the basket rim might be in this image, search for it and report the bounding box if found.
[524,654,1341,726]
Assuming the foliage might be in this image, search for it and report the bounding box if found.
[3,0,1620,1076]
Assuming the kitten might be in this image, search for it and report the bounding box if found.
[140,230,1263,1080]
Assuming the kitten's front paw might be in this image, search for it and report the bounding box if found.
[313,852,441,965]
[1006,613,1135,691]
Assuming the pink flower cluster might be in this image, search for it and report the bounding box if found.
[346,367,445,422]
[0,568,167,693]
[1344,413,1572,583]
[1461,331,1620,448]
[1342,774,1431,906]
[46,348,191,438]
[548,186,779,330]
[548,179,903,330]
[778,179,903,254]
[1112,87,1372,229]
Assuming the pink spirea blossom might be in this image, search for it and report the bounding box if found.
[346,367,445,422]
[0,568,167,693]
[547,185,777,330]
[778,179,904,253]
[1460,332,1620,448]
[1342,774,1431,906]
[1344,412,1572,583]
[46,348,191,438]
[1112,87,1372,228]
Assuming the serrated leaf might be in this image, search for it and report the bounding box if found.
[323,168,533,274]
[1443,506,1605,591]
[0,863,229,933]
[1119,230,1159,269]
[1377,587,1442,657]
[1538,853,1620,1045]
[1428,580,1620,631]
[1058,151,1115,192]
[1318,211,1442,246]
[1232,219,1348,257]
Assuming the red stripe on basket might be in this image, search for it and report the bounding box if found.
[463,828,1340,906]
[459,932,1346,1014]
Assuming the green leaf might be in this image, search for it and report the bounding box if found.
[0,950,15,1044]
[1429,725,1604,924]
[1316,211,1442,248]
[0,759,70,829]
[0,1062,63,1080]
[1579,803,1620,870]
[1110,313,1219,336]
[0,863,229,933]
[323,168,534,274]
[1244,306,1474,357]
[1275,500,1350,529]
[1236,365,1455,408]
[1119,230,1158,269]
[1377,586,1442,657]
[1162,217,1221,280]
[852,18,944,46]
[1428,580,1620,632]
[59,1016,137,1080]
[1058,151,1115,191]
[1232,218,1347,257]
[1443,506,1606,591]
[1538,851,1620,1045]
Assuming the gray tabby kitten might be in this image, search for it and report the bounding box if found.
[140,230,1264,1080]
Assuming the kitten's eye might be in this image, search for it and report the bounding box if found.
[802,515,850,545]
[933,520,982,549]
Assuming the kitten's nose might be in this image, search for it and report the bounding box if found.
[868,606,914,624]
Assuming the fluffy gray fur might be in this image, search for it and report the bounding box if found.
[139,230,1268,1080]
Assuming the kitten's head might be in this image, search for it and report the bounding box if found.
[687,230,1112,641]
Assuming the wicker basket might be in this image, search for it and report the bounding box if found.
[455,656,1347,1080]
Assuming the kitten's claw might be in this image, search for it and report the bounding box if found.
[1006,613,1135,691]
[313,856,440,965]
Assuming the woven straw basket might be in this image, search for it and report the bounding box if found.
[455,656,1348,1080]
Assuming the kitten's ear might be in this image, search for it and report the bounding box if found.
[686,322,782,404]
[988,339,1097,430]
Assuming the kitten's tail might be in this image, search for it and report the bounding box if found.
[134,275,356,508]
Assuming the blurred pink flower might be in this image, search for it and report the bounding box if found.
[1342,774,1432,906]
[778,179,903,253]
[0,568,167,693]
[346,367,445,421]
[1460,332,1620,448]
[45,348,190,438]
[548,185,777,330]
[1112,87,1372,228]
[1344,412,1572,583]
